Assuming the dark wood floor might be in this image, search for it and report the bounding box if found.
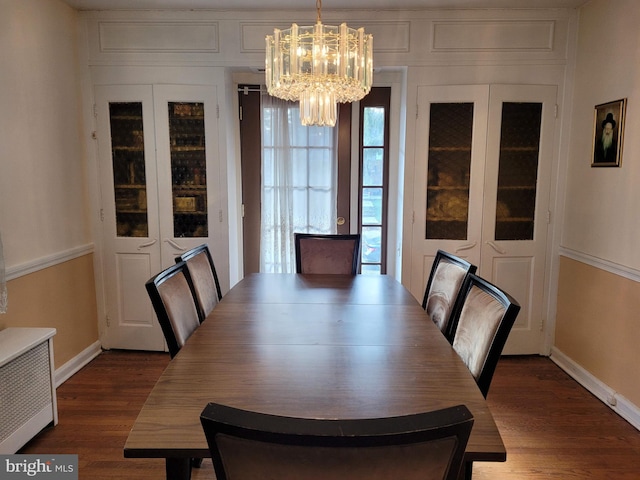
[19,351,640,479]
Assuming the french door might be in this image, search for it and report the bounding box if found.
[409,84,557,354]
[95,84,222,351]
[238,87,352,275]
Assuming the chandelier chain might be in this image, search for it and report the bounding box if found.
[316,0,322,23]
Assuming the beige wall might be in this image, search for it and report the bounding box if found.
[0,0,90,262]
[0,0,97,366]
[555,0,640,409]
[0,255,99,368]
[556,258,640,406]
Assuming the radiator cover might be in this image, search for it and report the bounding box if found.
[0,328,58,454]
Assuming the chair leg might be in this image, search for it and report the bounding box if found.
[465,461,473,480]
[191,458,203,468]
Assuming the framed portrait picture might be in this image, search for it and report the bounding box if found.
[592,98,626,167]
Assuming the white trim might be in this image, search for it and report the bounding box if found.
[54,340,102,388]
[6,244,94,281]
[550,347,640,431]
[559,247,640,283]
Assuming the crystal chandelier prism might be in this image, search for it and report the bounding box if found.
[265,0,373,127]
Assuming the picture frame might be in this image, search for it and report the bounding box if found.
[591,98,626,167]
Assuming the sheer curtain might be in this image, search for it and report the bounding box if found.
[260,93,338,273]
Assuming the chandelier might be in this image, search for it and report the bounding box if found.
[265,0,373,127]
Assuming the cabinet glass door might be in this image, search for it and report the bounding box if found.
[168,102,208,237]
[153,85,221,268]
[95,85,164,352]
[494,102,542,240]
[481,85,556,354]
[426,102,473,240]
[410,84,556,355]
[408,85,489,305]
[109,102,149,237]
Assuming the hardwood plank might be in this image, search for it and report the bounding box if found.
[474,356,640,480]
[19,351,640,479]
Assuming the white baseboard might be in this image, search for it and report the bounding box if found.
[54,340,102,388]
[550,347,640,431]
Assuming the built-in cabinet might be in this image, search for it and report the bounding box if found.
[95,84,223,351]
[409,84,557,354]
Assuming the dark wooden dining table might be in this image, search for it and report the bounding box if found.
[124,273,506,479]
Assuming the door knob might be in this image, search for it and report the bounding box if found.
[336,217,346,226]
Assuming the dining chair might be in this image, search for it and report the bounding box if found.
[145,261,201,359]
[294,233,361,275]
[200,402,474,480]
[422,250,477,342]
[176,243,222,321]
[448,273,520,398]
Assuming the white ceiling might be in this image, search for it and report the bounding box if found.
[63,0,589,11]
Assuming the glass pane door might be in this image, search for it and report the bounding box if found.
[495,102,542,240]
[109,102,148,237]
[168,102,208,237]
[426,103,474,240]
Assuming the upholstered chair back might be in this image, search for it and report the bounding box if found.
[422,250,477,341]
[449,274,520,397]
[177,244,223,321]
[183,249,220,320]
[201,402,474,480]
[295,233,361,275]
[145,262,201,358]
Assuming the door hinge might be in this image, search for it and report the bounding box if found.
[93,103,98,118]
[217,104,220,119]
[554,104,558,118]
[416,104,419,119]
[241,203,245,218]
[539,318,544,331]
[106,315,111,327]
[239,105,243,121]
[547,210,551,224]
[412,211,415,224]
[219,209,223,222]
[100,209,104,222]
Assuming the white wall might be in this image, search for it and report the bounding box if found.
[0,0,90,268]
[551,0,640,428]
[562,0,640,269]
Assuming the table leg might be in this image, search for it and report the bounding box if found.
[165,458,191,480]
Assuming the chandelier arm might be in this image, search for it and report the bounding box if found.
[316,0,322,23]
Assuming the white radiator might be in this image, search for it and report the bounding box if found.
[0,327,58,454]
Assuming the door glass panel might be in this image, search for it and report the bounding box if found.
[168,102,208,237]
[109,102,148,237]
[363,107,385,146]
[362,225,382,264]
[495,102,542,240]
[426,103,473,240]
[363,148,383,186]
[360,104,387,274]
